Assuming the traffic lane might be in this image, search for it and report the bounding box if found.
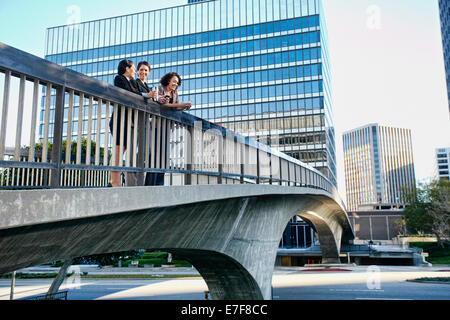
[272,269,450,300]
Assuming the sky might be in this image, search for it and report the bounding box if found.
[0,0,449,197]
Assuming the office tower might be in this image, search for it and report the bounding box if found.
[343,124,416,212]
[42,0,337,186]
[435,147,450,180]
[438,0,450,110]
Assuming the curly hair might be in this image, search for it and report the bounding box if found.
[160,72,182,87]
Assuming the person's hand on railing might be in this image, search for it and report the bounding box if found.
[174,101,192,111]
[182,101,192,111]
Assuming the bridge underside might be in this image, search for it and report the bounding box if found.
[0,185,354,299]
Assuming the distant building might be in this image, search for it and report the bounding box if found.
[343,124,416,212]
[438,0,450,110]
[348,208,404,241]
[434,147,450,180]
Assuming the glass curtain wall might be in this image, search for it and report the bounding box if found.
[44,0,336,187]
[44,0,336,249]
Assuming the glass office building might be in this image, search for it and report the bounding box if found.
[434,147,450,180]
[343,124,416,212]
[43,0,337,186]
[438,0,449,111]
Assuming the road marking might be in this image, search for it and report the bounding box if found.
[355,298,413,300]
[330,289,384,292]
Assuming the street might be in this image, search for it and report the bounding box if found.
[1,266,449,300]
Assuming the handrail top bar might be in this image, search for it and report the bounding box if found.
[0,41,330,185]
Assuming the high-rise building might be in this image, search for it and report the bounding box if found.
[42,0,337,186]
[343,124,416,211]
[438,0,450,110]
[434,147,450,180]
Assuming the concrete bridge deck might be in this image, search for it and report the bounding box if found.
[0,184,353,300]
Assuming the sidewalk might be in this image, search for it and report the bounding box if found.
[15,264,450,277]
[16,265,201,276]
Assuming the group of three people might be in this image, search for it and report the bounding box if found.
[109,59,192,187]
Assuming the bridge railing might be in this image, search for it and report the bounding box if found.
[0,42,333,194]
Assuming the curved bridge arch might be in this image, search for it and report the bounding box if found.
[295,212,340,264]
[0,184,354,300]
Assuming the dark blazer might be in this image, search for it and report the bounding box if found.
[135,79,150,93]
[109,75,140,146]
[114,74,140,94]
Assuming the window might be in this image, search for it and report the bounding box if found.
[303,65,311,77]
[248,71,255,83]
[255,87,262,99]
[253,24,261,36]
[288,19,295,31]
[240,26,246,37]
[311,48,318,60]
[282,68,289,79]
[274,21,281,32]
[220,44,227,56]
[261,39,267,50]
[275,53,282,64]
[289,83,297,95]
[247,25,253,37]
[289,66,296,79]
[268,69,275,81]
[254,39,261,51]
[303,49,310,61]
[301,17,309,29]
[248,56,254,68]
[297,82,304,94]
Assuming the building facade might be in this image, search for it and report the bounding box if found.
[348,209,404,241]
[43,0,337,186]
[434,147,450,180]
[343,124,416,212]
[439,0,450,111]
[43,0,336,250]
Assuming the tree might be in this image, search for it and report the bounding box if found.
[403,180,450,248]
[428,179,450,246]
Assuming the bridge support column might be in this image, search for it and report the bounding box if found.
[47,259,73,298]
[298,211,343,264]
[0,186,353,300]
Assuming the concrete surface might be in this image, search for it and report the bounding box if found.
[1,266,449,300]
[0,184,354,300]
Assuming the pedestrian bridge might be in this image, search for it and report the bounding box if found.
[0,42,354,300]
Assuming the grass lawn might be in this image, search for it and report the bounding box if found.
[409,242,450,265]
[120,251,192,268]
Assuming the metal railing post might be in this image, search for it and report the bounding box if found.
[256,147,260,184]
[50,85,66,188]
[0,70,10,159]
[136,110,146,185]
[218,131,223,185]
[185,126,193,185]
